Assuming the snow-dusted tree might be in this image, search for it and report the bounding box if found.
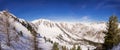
[71,45,76,50]
[62,46,66,50]
[0,32,2,50]
[0,10,19,49]
[52,42,59,50]
[20,18,40,50]
[0,41,1,50]
[103,15,120,50]
[0,11,11,46]
[32,30,39,50]
[25,23,39,50]
[18,31,23,36]
[77,46,81,50]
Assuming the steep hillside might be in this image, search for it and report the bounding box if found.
[0,10,52,50]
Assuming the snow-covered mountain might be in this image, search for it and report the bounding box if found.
[0,10,51,50]
[0,10,119,50]
[32,19,106,50]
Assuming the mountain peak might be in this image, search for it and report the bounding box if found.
[32,19,52,23]
[0,10,10,15]
[0,10,17,18]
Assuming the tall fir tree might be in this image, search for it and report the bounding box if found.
[71,45,76,50]
[77,46,81,50]
[32,30,39,50]
[103,15,120,50]
[52,42,59,50]
[62,46,66,50]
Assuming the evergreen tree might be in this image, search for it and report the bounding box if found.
[0,41,1,50]
[77,46,81,50]
[103,15,120,50]
[94,44,102,50]
[52,42,59,50]
[19,31,23,36]
[4,11,11,46]
[0,11,11,46]
[62,46,66,50]
[32,30,39,50]
[0,10,20,49]
[43,36,46,42]
[71,45,76,50]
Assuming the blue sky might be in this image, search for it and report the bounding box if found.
[0,0,120,22]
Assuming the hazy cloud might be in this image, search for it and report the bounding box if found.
[80,16,93,22]
[95,0,120,9]
[96,2,106,9]
[81,16,89,20]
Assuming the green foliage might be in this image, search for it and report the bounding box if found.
[62,46,66,50]
[103,15,120,50]
[52,42,59,50]
[71,45,76,50]
[77,46,81,50]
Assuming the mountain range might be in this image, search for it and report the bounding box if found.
[0,10,120,50]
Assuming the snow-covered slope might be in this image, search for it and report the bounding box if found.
[32,19,107,50]
[0,10,53,50]
[1,10,120,50]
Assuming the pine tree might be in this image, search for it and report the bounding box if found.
[23,22,39,50]
[0,41,1,50]
[0,11,11,46]
[52,42,59,50]
[103,15,120,50]
[77,46,81,50]
[62,46,66,50]
[19,31,23,36]
[94,44,102,50]
[5,12,10,46]
[71,45,76,50]
[43,36,46,42]
[31,30,39,50]
[0,10,20,50]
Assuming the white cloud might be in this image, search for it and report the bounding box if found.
[81,16,89,20]
[79,16,93,22]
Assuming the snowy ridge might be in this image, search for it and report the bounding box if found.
[0,10,33,50]
[32,18,107,50]
[0,11,51,50]
[0,10,120,50]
